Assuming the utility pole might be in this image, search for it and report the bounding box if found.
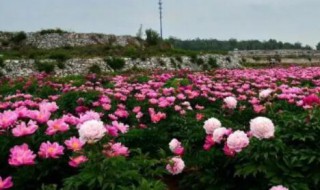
[159,0,163,39]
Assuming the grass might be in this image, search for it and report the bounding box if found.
[0,44,228,60]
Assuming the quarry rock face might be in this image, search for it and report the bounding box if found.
[0,54,242,77]
[0,32,141,49]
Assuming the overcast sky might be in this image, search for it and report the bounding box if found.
[1,0,319,47]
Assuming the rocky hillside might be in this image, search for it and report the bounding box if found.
[0,31,141,49]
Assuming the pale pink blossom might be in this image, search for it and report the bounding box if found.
[270,185,289,190]
[203,117,221,134]
[166,157,185,175]
[223,96,237,109]
[226,130,249,153]
[212,127,232,144]
[250,117,275,139]
[78,120,106,144]
[169,138,184,156]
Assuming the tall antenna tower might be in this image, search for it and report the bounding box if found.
[159,0,163,39]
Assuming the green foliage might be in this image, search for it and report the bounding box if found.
[10,31,27,44]
[48,52,70,62]
[145,29,161,46]
[57,61,65,69]
[196,57,204,65]
[190,55,197,63]
[168,37,312,51]
[63,151,166,190]
[164,78,190,88]
[88,64,102,74]
[136,75,150,83]
[0,57,4,67]
[39,28,68,35]
[106,57,125,71]
[175,56,182,63]
[316,42,320,50]
[56,90,100,114]
[208,57,218,68]
[35,61,55,73]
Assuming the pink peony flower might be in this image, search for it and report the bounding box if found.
[111,121,129,134]
[250,117,275,139]
[8,143,36,166]
[38,141,64,159]
[302,94,320,107]
[39,102,58,113]
[270,185,289,190]
[226,130,249,153]
[203,134,215,151]
[0,110,18,129]
[30,110,51,124]
[64,137,85,151]
[169,138,184,156]
[253,104,266,113]
[12,120,38,137]
[0,176,13,190]
[69,155,88,168]
[203,117,221,134]
[79,111,101,124]
[223,96,237,109]
[103,142,129,157]
[212,127,232,144]
[46,119,69,135]
[223,144,236,157]
[78,120,106,144]
[166,157,185,175]
[149,108,166,123]
[196,113,204,121]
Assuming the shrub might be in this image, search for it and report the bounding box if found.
[136,75,150,83]
[57,61,65,69]
[175,56,183,63]
[158,58,166,67]
[39,28,67,35]
[208,57,218,68]
[56,90,100,114]
[35,61,55,73]
[88,64,102,74]
[105,57,125,71]
[196,57,204,65]
[190,55,197,63]
[10,31,27,44]
[145,29,160,46]
[48,52,70,62]
[0,57,4,68]
[170,58,177,68]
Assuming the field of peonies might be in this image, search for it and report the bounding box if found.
[0,67,320,190]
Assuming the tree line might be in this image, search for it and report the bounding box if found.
[167,37,315,51]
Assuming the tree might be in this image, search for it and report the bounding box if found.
[145,29,160,46]
[316,42,320,50]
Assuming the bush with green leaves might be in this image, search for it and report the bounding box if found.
[208,57,218,68]
[35,61,55,73]
[145,29,161,46]
[10,31,27,44]
[88,64,102,74]
[0,57,4,68]
[105,57,125,71]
